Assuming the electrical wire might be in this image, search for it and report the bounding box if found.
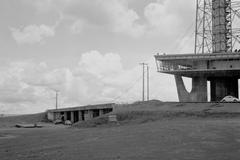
[111,72,145,102]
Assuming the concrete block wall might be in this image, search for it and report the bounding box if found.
[48,104,114,123]
[47,112,54,121]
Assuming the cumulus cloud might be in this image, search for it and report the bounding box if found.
[1,0,199,113]
[10,24,55,44]
[144,0,195,36]
[100,0,145,37]
[22,0,195,38]
[24,0,145,37]
[0,50,179,114]
[75,50,123,77]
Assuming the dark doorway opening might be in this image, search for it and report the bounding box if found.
[92,109,100,118]
[81,111,85,121]
[73,111,79,123]
[66,111,71,120]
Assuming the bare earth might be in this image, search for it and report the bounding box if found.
[1,117,240,160]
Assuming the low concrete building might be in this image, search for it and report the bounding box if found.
[47,103,114,123]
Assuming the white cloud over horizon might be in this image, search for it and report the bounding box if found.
[0,50,178,114]
[0,0,197,114]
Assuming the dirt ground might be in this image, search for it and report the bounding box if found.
[1,117,240,160]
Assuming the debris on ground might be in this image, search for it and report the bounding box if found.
[15,123,43,128]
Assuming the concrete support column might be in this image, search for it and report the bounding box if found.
[175,75,207,102]
[175,75,190,102]
[78,111,83,121]
[47,112,54,121]
[191,77,208,102]
[89,110,93,119]
[84,110,91,121]
[70,111,74,123]
[84,110,94,121]
[64,112,67,121]
[53,113,56,121]
[99,109,104,116]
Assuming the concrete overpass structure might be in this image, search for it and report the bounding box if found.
[155,0,240,102]
[47,103,114,123]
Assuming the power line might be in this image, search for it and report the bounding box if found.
[112,59,153,103]
[171,21,195,53]
[112,75,143,102]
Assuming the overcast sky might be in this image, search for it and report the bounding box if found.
[0,0,195,114]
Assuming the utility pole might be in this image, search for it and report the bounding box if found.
[147,65,150,101]
[140,63,147,101]
[54,90,59,110]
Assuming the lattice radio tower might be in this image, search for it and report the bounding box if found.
[194,0,240,54]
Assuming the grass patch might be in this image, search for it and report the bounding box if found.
[73,109,240,128]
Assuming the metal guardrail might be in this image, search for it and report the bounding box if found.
[155,52,240,61]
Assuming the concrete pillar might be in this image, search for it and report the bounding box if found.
[175,75,207,102]
[210,77,238,101]
[175,75,190,102]
[84,110,89,121]
[70,111,74,123]
[212,0,231,53]
[99,109,104,116]
[191,77,208,102]
[78,111,83,121]
[89,110,93,119]
[47,112,54,121]
[84,110,93,121]
[53,113,56,121]
[64,112,67,121]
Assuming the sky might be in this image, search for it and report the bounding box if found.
[0,0,196,114]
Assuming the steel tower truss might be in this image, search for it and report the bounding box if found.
[194,0,240,54]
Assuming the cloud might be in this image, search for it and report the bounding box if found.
[22,0,195,38]
[75,50,123,77]
[10,24,55,44]
[0,50,179,114]
[100,0,145,37]
[24,0,145,37]
[70,19,84,34]
[144,0,195,36]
